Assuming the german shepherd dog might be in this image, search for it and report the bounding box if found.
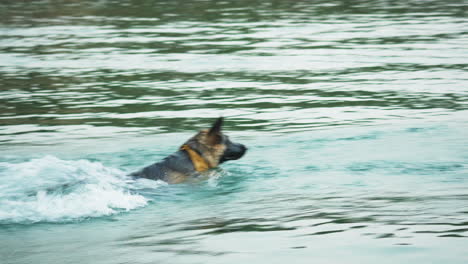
[130,118,247,184]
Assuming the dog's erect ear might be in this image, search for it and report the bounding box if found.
[208,117,223,135]
[207,117,223,144]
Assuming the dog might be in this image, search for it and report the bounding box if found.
[130,117,247,184]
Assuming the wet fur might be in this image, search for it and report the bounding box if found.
[130,118,246,184]
[184,130,226,168]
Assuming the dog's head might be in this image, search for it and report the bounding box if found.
[182,117,247,168]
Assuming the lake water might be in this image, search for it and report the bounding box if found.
[1,0,467,263]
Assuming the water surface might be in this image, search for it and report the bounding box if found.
[1,0,467,263]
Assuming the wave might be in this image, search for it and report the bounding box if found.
[0,155,157,224]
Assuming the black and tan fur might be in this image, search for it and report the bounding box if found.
[130,118,247,184]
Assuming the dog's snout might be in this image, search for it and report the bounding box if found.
[236,144,247,158]
[240,144,247,153]
[219,142,247,163]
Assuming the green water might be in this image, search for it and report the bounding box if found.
[1,0,467,263]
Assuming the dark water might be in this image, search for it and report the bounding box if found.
[1,0,468,263]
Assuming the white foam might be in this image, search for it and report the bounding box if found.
[0,156,149,223]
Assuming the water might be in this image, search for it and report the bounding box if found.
[1,0,467,263]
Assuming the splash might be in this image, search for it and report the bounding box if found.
[0,156,150,223]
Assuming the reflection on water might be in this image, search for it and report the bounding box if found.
[1,0,467,139]
[0,0,467,264]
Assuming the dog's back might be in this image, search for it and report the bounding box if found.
[130,150,196,183]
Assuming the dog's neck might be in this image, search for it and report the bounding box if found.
[180,144,211,172]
